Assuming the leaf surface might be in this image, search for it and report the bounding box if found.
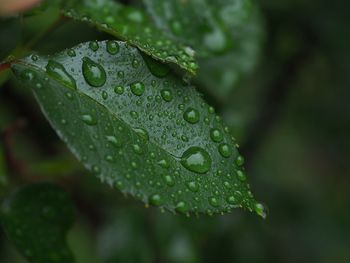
[11,41,264,217]
[62,0,198,74]
[0,183,75,263]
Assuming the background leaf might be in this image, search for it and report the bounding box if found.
[142,0,265,100]
[63,0,198,74]
[11,41,264,216]
[0,183,76,263]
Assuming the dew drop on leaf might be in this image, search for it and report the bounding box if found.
[106,40,120,54]
[210,128,223,143]
[149,194,162,206]
[82,57,106,87]
[80,114,97,126]
[181,147,211,174]
[130,81,145,96]
[46,60,76,89]
[218,143,231,158]
[183,107,200,124]
[161,89,173,102]
[114,85,124,94]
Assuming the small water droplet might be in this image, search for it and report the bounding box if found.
[210,128,223,143]
[187,181,199,192]
[175,201,188,214]
[102,91,108,100]
[67,49,76,57]
[130,81,145,96]
[114,86,124,94]
[235,155,244,166]
[89,41,99,51]
[149,194,162,206]
[218,143,231,158]
[132,144,143,154]
[183,108,200,124]
[106,135,122,147]
[81,114,97,125]
[82,57,106,87]
[161,89,173,102]
[134,127,149,141]
[106,40,120,54]
[181,147,211,174]
[164,175,175,186]
[236,170,246,182]
[255,203,267,219]
[209,197,219,207]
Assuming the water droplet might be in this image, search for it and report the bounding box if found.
[142,54,170,77]
[187,181,199,192]
[82,57,106,87]
[22,70,35,81]
[149,194,162,206]
[183,108,200,124]
[227,196,236,205]
[106,40,120,54]
[158,159,169,168]
[114,86,124,94]
[210,128,223,143]
[236,170,246,182]
[161,89,173,102]
[181,147,211,174]
[130,111,139,119]
[209,197,219,207]
[132,58,140,68]
[81,114,97,125]
[67,49,76,57]
[31,54,38,61]
[134,127,149,141]
[102,91,108,100]
[130,81,145,96]
[164,175,175,186]
[132,144,143,154]
[235,155,244,166]
[106,135,122,147]
[89,41,99,51]
[218,143,231,158]
[255,203,267,219]
[175,201,188,214]
[46,60,76,89]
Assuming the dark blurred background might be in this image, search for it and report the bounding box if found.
[1,0,350,262]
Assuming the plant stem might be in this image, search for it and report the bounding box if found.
[0,63,10,73]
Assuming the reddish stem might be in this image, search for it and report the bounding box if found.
[0,62,10,73]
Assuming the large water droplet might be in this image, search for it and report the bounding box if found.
[46,60,76,89]
[142,54,170,78]
[183,108,200,124]
[89,41,99,51]
[106,135,122,148]
[130,81,145,96]
[181,147,211,174]
[82,57,106,87]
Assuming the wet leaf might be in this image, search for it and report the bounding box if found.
[62,0,198,74]
[11,41,264,217]
[0,183,76,263]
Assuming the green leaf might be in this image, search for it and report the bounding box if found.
[11,41,265,217]
[62,0,198,74]
[0,183,76,263]
[142,0,264,99]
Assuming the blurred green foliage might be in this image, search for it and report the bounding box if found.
[1,0,350,262]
